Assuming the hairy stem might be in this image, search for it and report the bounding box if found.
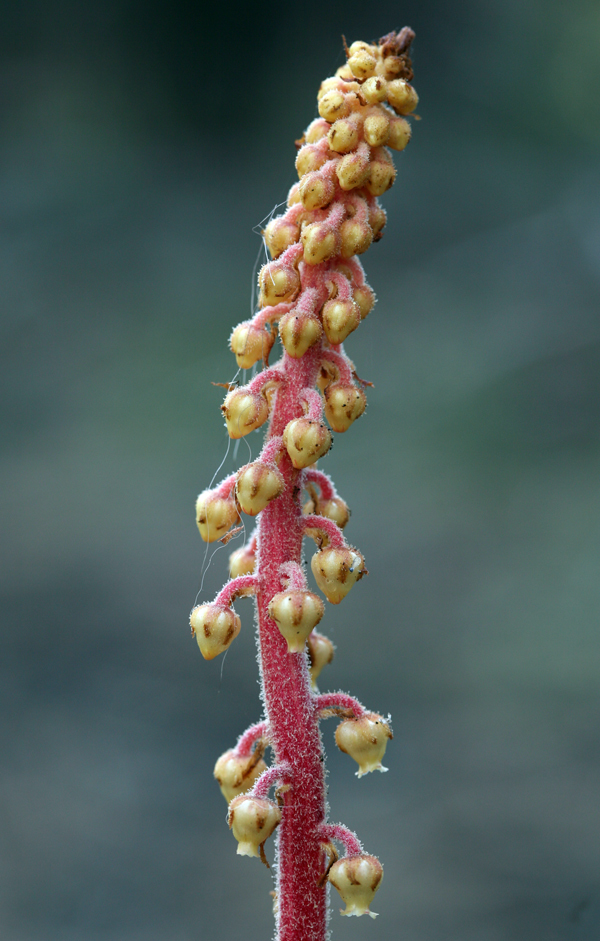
[256,346,329,941]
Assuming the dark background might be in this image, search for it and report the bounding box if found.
[1,1,599,939]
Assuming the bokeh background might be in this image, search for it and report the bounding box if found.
[1,1,599,939]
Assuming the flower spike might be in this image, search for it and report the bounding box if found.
[190,28,420,941]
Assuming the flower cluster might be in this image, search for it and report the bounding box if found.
[190,29,418,941]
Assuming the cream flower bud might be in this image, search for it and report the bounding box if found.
[299,172,335,211]
[387,115,411,151]
[317,77,341,101]
[363,112,390,147]
[228,795,281,858]
[301,222,340,265]
[360,76,387,105]
[336,151,370,191]
[338,219,373,259]
[365,151,396,197]
[236,461,284,516]
[353,284,376,320]
[328,854,384,918]
[190,604,241,660]
[348,41,375,57]
[383,54,404,79]
[258,260,300,307]
[230,322,275,369]
[327,117,361,154]
[324,382,367,433]
[368,204,387,240]
[196,490,240,542]
[335,712,392,776]
[229,544,256,577]
[318,89,350,122]
[279,309,322,358]
[287,182,301,207]
[347,50,377,81]
[322,298,361,345]
[307,631,335,688]
[305,118,330,143]
[335,63,354,82]
[283,418,332,469]
[386,79,419,114]
[296,145,327,179]
[311,545,366,604]
[268,590,325,653]
[214,750,268,803]
[317,496,350,529]
[263,217,301,258]
[221,388,269,439]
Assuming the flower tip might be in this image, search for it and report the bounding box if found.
[340,907,379,918]
[356,763,388,778]
[236,842,261,858]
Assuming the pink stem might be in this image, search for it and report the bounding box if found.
[319,824,363,857]
[285,202,307,224]
[278,561,307,591]
[342,254,366,288]
[294,287,319,315]
[326,270,353,301]
[301,515,345,547]
[255,267,331,940]
[356,141,370,163]
[302,468,337,502]
[279,242,304,268]
[259,435,285,465]
[247,367,285,395]
[235,721,269,757]
[253,302,294,327]
[325,201,346,231]
[300,388,323,421]
[214,575,257,607]
[211,473,237,499]
[315,692,365,717]
[320,349,354,384]
[319,158,339,181]
[251,763,293,799]
[348,193,369,223]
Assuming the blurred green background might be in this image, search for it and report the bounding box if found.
[1,1,599,939]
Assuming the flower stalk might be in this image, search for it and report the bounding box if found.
[191,28,418,941]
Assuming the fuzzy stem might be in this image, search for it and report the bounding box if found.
[235,721,269,757]
[255,288,331,938]
[247,366,285,395]
[212,473,237,499]
[326,270,353,301]
[251,763,293,799]
[320,349,354,384]
[301,514,345,547]
[300,387,324,421]
[214,575,257,607]
[319,823,363,857]
[315,692,365,717]
[253,302,294,328]
[302,468,337,502]
[259,435,285,464]
[278,561,307,591]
